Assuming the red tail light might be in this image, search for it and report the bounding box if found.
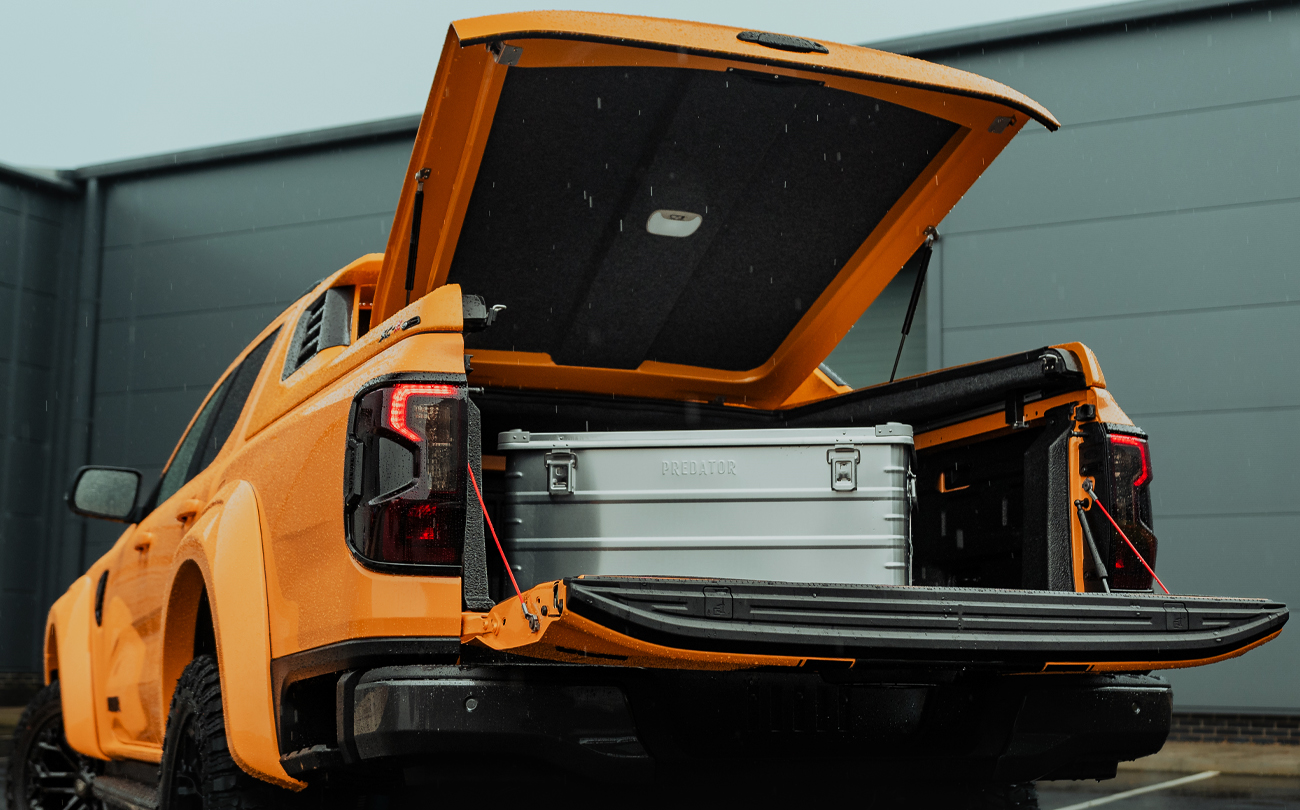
[345,379,467,572]
[1080,425,1157,590]
[1108,433,1152,488]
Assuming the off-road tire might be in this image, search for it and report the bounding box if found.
[6,681,104,810]
[159,655,290,810]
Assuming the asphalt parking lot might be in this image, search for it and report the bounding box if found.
[1,762,1298,809]
[1037,770,1300,809]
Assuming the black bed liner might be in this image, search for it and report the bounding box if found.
[563,576,1288,670]
[475,346,1086,440]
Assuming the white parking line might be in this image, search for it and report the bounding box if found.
[1052,770,1221,810]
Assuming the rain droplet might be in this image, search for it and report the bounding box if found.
[597,97,602,109]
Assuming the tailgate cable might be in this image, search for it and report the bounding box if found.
[468,463,541,632]
[1081,480,1170,594]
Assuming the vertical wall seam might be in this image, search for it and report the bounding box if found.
[69,179,105,573]
[0,191,31,670]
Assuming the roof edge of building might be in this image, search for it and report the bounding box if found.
[866,0,1272,55]
[73,114,423,181]
[0,161,80,195]
[56,0,1277,180]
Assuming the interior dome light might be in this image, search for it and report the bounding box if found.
[646,209,702,237]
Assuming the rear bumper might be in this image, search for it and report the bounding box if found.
[312,664,1172,784]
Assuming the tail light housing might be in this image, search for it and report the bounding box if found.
[345,378,467,573]
[1080,424,1157,590]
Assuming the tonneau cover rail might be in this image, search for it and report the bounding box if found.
[474,347,1087,440]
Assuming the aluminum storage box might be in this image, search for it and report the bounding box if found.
[496,425,913,589]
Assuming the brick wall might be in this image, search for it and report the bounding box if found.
[1170,712,1300,745]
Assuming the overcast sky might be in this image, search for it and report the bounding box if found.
[2,1,1118,169]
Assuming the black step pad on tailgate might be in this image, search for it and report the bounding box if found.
[563,577,1287,669]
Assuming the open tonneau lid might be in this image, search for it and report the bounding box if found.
[375,12,1059,409]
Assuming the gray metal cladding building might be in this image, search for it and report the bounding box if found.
[1,0,1297,723]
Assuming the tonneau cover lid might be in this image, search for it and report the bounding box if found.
[375,12,1059,408]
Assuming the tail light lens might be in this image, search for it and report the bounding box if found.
[1080,425,1157,590]
[345,380,466,572]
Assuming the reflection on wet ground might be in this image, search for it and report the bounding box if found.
[1038,770,1300,809]
[2,757,1298,808]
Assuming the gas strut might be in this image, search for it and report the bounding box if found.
[1075,499,1111,593]
[404,168,432,307]
[889,227,938,383]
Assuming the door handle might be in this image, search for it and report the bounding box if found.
[175,499,205,523]
[133,531,154,553]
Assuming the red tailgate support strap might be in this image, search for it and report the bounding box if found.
[468,463,540,631]
[1084,480,1169,595]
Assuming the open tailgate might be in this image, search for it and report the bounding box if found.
[464,576,1287,673]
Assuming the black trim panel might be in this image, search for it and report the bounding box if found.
[271,636,460,756]
[563,576,1288,669]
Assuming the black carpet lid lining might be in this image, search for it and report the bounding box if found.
[450,66,959,372]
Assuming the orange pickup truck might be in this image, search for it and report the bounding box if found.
[8,12,1286,809]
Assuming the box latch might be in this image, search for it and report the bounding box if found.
[827,446,861,492]
[545,451,577,496]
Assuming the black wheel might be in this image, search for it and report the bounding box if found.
[6,681,105,810]
[159,655,292,810]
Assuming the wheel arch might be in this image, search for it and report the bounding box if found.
[174,480,303,790]
[44,620,58,684]
[160,559,210,726]
[46,576,106,760]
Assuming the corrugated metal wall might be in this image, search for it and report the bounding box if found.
[0,172,81,681]
[921,3,1300,710]
[82,139,412,557]
[1,2,1294,713]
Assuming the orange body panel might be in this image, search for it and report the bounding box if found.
[234,332,468,657]
[210,483,303,788]
[48,283,466,772]
[49,578,107,760]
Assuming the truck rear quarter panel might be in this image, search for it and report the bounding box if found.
[223,330,468,660]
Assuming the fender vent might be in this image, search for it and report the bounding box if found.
[283,286,353,378]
